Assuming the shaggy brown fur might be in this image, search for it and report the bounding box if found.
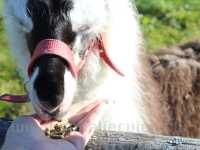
[149,39,200,138]
[138,51,171,135]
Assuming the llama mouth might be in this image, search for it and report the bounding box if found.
[36,108,61,122]
[32,100,62,121]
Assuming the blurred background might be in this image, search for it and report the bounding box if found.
[0,0,200,119]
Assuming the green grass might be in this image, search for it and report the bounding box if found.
[135,0,200,52]
[0,1,28,118]
[0,1,25,94]
[1,0,200,118]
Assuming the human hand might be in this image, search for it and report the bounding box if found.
[1,100,107,150]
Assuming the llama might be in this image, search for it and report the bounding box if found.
[3,0,171,135]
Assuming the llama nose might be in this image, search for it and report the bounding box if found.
[40,96,62,111]
[34,74,64,110]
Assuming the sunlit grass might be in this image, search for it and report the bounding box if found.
[0,1,27,117]
[136,0,200,52]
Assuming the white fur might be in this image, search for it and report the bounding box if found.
[59,69,77,119]
[4,0,149,133]
[70,0,108,33]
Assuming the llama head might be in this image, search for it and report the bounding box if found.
[4,0,108,121]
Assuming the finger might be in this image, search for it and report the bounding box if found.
[77,102,108,144]
[68,100,107,124]
[66,100,97,117]
[64,132,85,150]
[30,115,57,130]
[29,101,105,130]
[31,114,43,124]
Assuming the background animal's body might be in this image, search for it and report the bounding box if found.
[3,0,170,134]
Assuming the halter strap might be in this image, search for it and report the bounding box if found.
[0,94,29,103]
[0,33,124,103]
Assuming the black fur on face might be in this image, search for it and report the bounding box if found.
[26,0,76,113]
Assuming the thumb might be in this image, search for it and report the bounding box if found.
[65,132,85,150]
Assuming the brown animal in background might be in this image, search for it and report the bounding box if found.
[150,41,200,137]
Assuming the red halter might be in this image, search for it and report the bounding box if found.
[28,34,124,78]
[0,34,124,103]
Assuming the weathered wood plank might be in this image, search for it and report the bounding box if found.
[0,119,200,150]
[86,131,200,150]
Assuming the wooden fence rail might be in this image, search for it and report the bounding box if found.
[0,119,200,150]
